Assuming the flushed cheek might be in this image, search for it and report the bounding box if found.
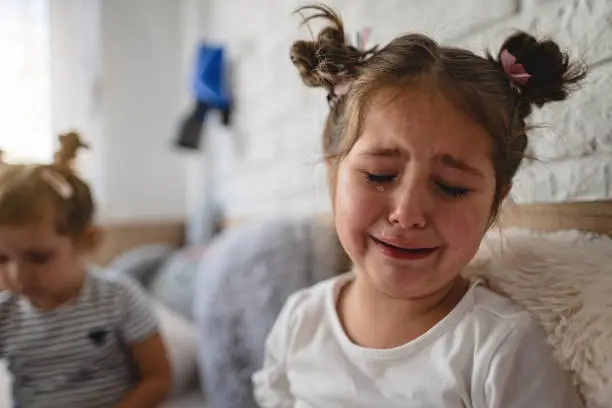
[439,203,490,260]
[334,169,381,259]
[34,263,66,289]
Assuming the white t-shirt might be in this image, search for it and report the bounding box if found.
[252,273,583,408]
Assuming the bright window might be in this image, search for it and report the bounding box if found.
[0,0,52,163]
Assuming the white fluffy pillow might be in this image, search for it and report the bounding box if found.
[154,301,200,395]
[465,228,612,408]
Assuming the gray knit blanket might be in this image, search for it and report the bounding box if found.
[193,217,345,408]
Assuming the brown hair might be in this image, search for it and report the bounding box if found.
[290,5,587,220]
[0,132,94,237]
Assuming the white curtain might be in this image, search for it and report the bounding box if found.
[0,0,52,163]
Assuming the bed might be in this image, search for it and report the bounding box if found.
[1,201,610,407]
[200,200,612,408]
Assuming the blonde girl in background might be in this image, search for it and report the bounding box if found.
[253,4,586,407]
[0,133,172,407]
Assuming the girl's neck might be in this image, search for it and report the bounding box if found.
[30,265,87,310]
[338,274,468,349]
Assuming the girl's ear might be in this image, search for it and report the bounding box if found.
[75,225,104,254]
[324,157,332,171]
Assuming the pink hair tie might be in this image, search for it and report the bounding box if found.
[328,28,371,107]
[328,80,352,108]
[355,27,371,51]
[500,49,532,88]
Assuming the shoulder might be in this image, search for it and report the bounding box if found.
[0,292,20,323]
[0,291,17,307]
[466,284,555,373]
[271,273,347,338]
[456,283,547,364]
[86,266,149,306]
[471,283,529,320]
[262,274,346,364]
[284,274,344,317]
[88,266,143,292]
[473,285,549,353]
[468,283,536,336]
[468,287,583,407]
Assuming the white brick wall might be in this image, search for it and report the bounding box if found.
[203,0,612,220]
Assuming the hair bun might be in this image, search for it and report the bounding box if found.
[290,5,371,95]
[53,131,90,173]
[499,32,587,108]
[290,40,325,88]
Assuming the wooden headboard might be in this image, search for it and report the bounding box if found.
[498,200,612,236]
[82,201,612,267]
[223,200,612,237]
[221,200,612,276]
[90,220,185,266]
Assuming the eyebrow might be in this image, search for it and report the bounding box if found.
[358,148,402,157]
[440,154,484,178]
[358,149,484,178]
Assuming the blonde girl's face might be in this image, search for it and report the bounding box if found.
[333,86,498,300]
[0,213,86,308]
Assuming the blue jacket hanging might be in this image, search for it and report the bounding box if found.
[175,43,233,150]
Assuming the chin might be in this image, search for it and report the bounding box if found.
[375,273,440,299]
[378,273,460,302]
[361,254,458,299]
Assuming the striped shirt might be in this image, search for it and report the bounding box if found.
[0,269,158,408]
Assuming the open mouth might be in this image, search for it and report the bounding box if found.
[371,236,439,260]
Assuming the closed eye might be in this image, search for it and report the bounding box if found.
[435,181,471,198]
[25,251,55,264]
[366,173,396,184]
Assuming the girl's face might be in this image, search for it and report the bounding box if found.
[0,213,87,308]
[334,86,498,300]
